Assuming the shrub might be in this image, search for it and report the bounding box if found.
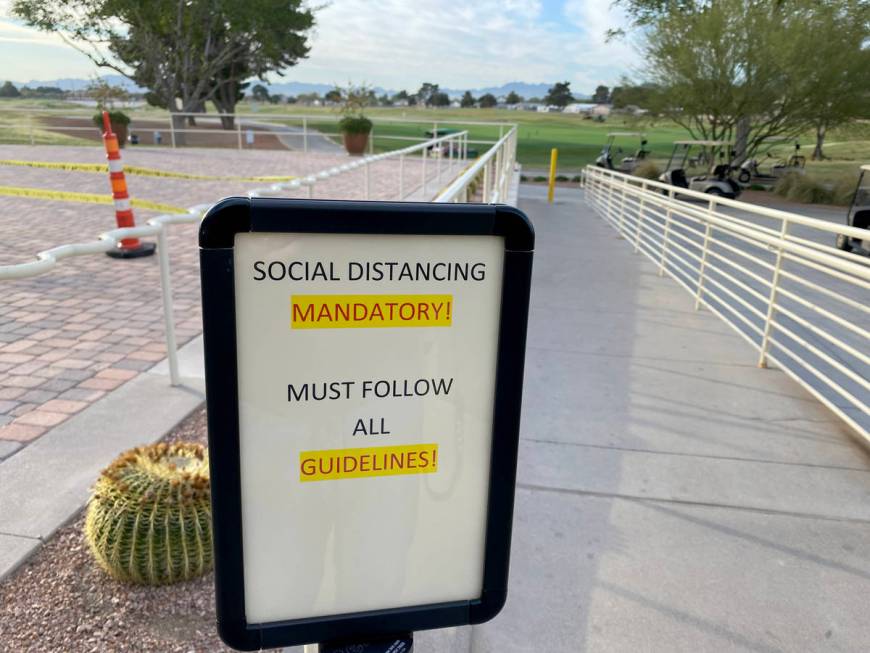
[92,109,131,127]
[773,172,859,206]
[555,174,569,182]
[338,115,373,135]
[533,175,547,182]
[84,442,212,585]
[632,161,661,180]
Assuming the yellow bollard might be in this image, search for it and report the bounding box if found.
[547,148,558,203]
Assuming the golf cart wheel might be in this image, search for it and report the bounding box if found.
[705,187,724,196]
[836,233,853,252]
[737,170,751,184]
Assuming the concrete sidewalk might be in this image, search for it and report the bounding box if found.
[469,185,870,652]
[2,182,868,651]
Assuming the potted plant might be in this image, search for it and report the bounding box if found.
[336,84,373,156]
[93,109,131,147]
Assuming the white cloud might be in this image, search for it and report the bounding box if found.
[0,0,641,92]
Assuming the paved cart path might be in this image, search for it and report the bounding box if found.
[462,185,870,653]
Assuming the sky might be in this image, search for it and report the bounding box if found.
[0,0,641,93]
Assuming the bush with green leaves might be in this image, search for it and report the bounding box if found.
[338,115,373,135]
[84,442,212,585]
[92,109,131,127]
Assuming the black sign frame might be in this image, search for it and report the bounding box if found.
[199,197,534,650]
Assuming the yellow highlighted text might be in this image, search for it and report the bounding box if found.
[291,294,452,329]
[299,444,439,482]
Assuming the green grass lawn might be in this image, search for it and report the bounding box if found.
[2,99,868,179]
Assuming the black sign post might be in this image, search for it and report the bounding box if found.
[199,197,533,651]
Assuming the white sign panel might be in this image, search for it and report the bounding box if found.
[232,232,505,624]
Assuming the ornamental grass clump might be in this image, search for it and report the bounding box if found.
[84,442,212,585]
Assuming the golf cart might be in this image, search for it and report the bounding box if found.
[594,132,649,173]
[659,140,741,199]
[835,164,870,255]
[737,140,806,184]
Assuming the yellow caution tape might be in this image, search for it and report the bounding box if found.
[0,185,186,213]
[0,159,296,182]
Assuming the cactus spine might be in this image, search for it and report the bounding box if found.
[84,442,212,585]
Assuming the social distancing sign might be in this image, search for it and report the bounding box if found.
[200,198,533,650]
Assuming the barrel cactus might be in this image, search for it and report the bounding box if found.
[84,442,212,585]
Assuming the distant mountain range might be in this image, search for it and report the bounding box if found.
[14,76,558,100]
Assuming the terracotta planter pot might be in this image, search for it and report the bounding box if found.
[342,132,370,156]
[99,122,129,148]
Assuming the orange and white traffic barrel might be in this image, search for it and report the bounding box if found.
[102,110,155,259]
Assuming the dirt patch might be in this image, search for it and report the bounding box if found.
[0,407,233,653]
[39,116,289,150]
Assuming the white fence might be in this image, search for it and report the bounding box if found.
[2,107,513,153]
[0,124,519,386]
[582,165,870,443]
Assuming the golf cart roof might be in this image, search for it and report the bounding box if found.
[607,132,645,137]
[673,140,732,146]
[862,164,870,173]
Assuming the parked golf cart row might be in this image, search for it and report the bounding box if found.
[593,135,868,255]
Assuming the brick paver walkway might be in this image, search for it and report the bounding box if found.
[0,144,465,457]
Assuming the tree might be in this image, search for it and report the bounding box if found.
[478,93,497,108]
[13,0,314,139]
[416,82,441,106]
[610,79,661,111]
[505,91,523,104]
[614,0,870,162]
[592,85,610,104]
[431,91,450,107]
[460,90,475,108]
[544,81,573,107]
[86,77,129,107]
[251,84,271,102]
[0,81,21,98]
[798,4,870,159]
[324,88,342,103]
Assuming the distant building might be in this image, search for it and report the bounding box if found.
[563,103,596,114]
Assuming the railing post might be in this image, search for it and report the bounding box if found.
[605,171,615,225]
[421,147,428,198]
[364,160,371,200]
[302,117,308,153]
[634,181,647,253]
[617,174,629,234]
[169,116,176,149]
[368,127,374,155]
[758,219,789,368]
[494,146,503,202]
[437,138,443,181]
[659,188,675,276]
[237,121,243,150]
[155,227,180,386]
[399,153,405,200]
[483,162,490,203]
[694,199,716,310]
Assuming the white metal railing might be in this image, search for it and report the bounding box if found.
[1,107,511,153]
[245,130,469,202]
[436,126,518,203]
[0,128,503,387]
[582,165,870,443]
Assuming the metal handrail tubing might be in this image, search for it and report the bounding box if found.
[772,301,870,368]
[436,127,517,203]
[586,166,870,242]
[775,269,870,323]
[766,349,869,438]
[773,281,870,335]
[767,335,868,411]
